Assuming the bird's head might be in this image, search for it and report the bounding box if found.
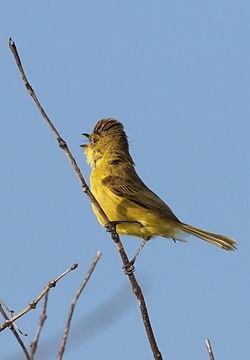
[80,118,133,168]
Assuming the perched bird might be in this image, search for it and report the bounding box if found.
[81,118,236,263]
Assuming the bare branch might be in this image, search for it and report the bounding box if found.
[8,37,109,225]
[0,263,78,332]
[0,305,31,360]
[57,251,102,360]
[205,338,215,360]
[9,38,163,360]
[30,292,49,359]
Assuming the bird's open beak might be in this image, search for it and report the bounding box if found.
[80,133,90,148]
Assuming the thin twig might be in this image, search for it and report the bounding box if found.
[0,263,78,332]
[205,338,215,360]
[0,305,31,360]
[30,292,49,359]
[57,251,102,360]
[9,38,163,360]
[8,38,109,225]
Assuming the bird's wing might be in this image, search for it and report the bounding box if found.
[102,172,180,221]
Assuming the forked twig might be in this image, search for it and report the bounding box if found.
[205,338,215,360]
[30,292,49,359]
[0,263,78,332]
[57,251,102,360]
[0,305,30,360]
[9,38,163,359]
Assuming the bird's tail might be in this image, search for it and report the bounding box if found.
[177,223,237,251]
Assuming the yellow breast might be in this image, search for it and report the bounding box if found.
[89,168,178,240]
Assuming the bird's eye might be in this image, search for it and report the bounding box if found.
[91,136,98,144]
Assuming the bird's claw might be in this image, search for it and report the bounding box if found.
[105,222,117,233]
[123,262,135,275]
[105,220,142,234]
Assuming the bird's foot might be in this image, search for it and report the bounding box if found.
[122,261,136,275]
[105,220,142,233]
[105,221,117,234]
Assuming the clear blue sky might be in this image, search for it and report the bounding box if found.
[1,1,249,359]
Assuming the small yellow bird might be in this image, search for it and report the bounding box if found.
[81,118,236,263]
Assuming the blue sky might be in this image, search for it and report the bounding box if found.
[1,1,249,359]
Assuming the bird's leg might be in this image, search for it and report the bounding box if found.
[130,239,147,266]
[105,220,144,275]
[123,239,147,275]
[105,220,142,234]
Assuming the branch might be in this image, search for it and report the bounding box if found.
[57,251,102,360]
[0,305,30,360]
[0,263,78,332]
[9,38,163,359]
[205,338,215,360]
[8,38,109,224]
[30,292,49,359]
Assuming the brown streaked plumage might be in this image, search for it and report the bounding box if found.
[81,118,237,252]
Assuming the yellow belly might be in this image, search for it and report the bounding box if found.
[90,176,179,241]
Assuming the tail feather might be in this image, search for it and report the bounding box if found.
[178,223,237,251]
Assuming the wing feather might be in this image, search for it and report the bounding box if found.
[102,171,179,221]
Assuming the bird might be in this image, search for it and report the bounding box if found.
[80,118,237,264]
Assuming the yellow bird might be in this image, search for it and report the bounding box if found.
[81,118,236,263]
